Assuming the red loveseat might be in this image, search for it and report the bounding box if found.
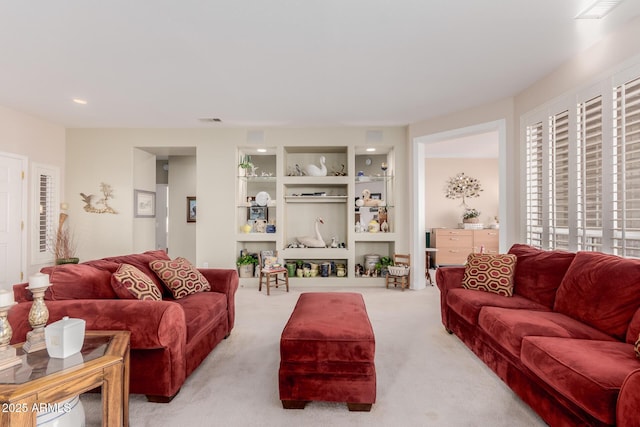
[9,250,238,402]
[436,244,640,427]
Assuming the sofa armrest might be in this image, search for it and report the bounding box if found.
[435,267,465,332]
[199,268,239,333]
[8,299,187,352]
[617,367,640,426]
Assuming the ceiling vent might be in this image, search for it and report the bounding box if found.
[576,0,624,19]
[198,118,222,123]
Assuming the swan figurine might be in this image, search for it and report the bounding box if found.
[297,217,326,248]
[304,156,327,177]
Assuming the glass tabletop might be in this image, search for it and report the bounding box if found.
[0,335,112,385]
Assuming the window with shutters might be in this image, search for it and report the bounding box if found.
[526,121,544,248]
[31,164,60,265]
[577,96,603,251]
[549,110,570,250]
[523,64,640,256]
[613,76,640,257]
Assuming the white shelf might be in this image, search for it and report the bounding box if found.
[281,247,349,259]
[353,232,398,242]
[285,196,348,203]
[236,144,399,286]
[281,176,349,185]
[236,234,278,242]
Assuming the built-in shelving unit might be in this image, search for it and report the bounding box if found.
[235,143,399,286]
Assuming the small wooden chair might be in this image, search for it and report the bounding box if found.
[258,251,289,296]
[386,253,411,291]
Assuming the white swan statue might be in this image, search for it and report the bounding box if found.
[304,156,327,176]
[297,217,326,248]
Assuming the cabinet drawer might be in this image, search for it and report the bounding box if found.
[435,235,473,248]
[436,249,471,266]
[433,229,473,248]
[474,230,499,245]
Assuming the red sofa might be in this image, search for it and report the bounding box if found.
[9,250,238,402]
[436,244,640,427]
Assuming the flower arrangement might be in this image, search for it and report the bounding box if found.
[463,208,481,220]
[444,172,483,207]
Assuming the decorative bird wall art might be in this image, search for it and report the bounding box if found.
[80,182,118,214]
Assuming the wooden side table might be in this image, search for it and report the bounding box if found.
[0,330,130,427]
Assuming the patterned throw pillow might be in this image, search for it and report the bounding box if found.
[111,264,162,301]
[462,253,517,297]
[636,334,640,360]
[149,257,211,299]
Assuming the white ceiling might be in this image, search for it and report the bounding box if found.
[1,1,639,129]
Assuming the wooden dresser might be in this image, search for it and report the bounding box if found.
[432,228,499,266]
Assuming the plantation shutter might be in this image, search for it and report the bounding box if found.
[613,76,640,256]
[549,110,570,249]
[526,121,544,248]
[576,95,603,251]
[32,163,59,264]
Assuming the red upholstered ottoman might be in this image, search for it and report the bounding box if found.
[279,292,376,411]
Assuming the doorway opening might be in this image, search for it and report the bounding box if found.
[411,119,508,290]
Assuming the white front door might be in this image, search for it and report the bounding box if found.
[0,154,25,290]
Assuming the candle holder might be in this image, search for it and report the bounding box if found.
[23,285,50,353]
[0,303,22,370]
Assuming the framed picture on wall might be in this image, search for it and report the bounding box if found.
[134,190,156,218]
[187,196,196,222]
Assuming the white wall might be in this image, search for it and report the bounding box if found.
[132,148,156,253]
[425,158,499,229]
[65,127,408,270]
[168,155,196,263]
[0,105,66,275]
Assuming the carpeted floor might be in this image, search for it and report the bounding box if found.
[81,281,547,426]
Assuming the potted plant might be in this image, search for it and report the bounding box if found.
[238,155,254,176]
[379,256,392,277]
[236,254,257,278]
[462,208,481,224]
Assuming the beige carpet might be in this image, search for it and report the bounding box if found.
[81,282,546,426]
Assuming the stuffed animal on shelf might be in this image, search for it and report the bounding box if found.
[358,189,385,207]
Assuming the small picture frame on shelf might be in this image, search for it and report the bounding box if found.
[187,196,196,223]
[370,193,382,200]
[248,206,268,221]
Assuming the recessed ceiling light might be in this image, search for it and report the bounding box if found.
[576,0,624,19]
[366,148,376,152]
[73,98,87,105]
[257,148,267,153]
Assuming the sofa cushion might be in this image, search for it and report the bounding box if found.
[41,263,119,300]
[554,251,640,340]
[172,291,227,342]
[103,250,170,295]
[508,244,575,308]
[447,288,550,326]
[111,264,162,301]
[150,257,211,300]
[461,253,516,296]
[521,337,639,425]
[478,307,617,359]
